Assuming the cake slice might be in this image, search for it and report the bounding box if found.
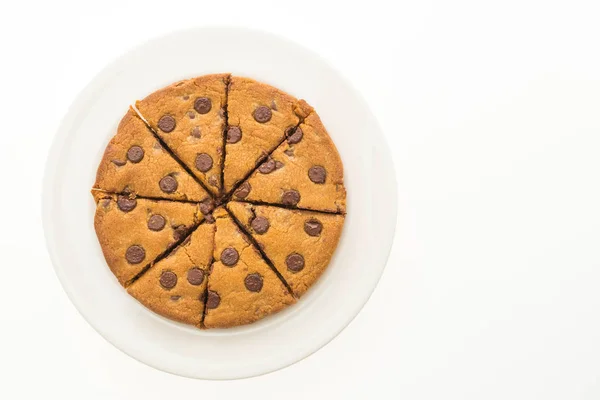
[203,208,295,328]
[93,108,210,202]
[223,76,311,193]
[127,222,215,327]
[136,74,229,195]
[93,194,202,285]
[227,201,344,297]
[233,112,346,213]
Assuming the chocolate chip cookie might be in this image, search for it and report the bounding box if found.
[93,108,210,202]
[136,74,228,195]
[241,112,346,212]
[127,222,214,327]
[93,193,202,285]
[92,74,346,329]
[223,76,312,193]
[227,201,344,297]
[203,208,295,328]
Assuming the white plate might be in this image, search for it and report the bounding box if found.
[42,27,397,380]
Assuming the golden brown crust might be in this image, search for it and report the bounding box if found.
[243,112,346,212]
[294,99,313,119]
[224,77,303,192]
[227,202,344,297]
[136,74,229,195]
[203,208,295,328]
[127,223,215,326]
[92,75,346,329]
[93,108,210,202]
[93,195,202,285]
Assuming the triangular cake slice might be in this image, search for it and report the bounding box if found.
[223,76,311,193]
[233,112,345,212]
[93,108,210,202]
[136,74,229,195]
[227,201,344,297]
[127,222,215,327]
[93,194,202,285]
[203,208,295,328]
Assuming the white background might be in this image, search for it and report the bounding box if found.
[1,0,599,398]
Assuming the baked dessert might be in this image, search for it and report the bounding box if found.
[127,222,214,327]
[224,76,312,193]
[93,108,211,202]
[227,201,344,297]
[93,193,203,285]
[136,74,228,196]
[237,112,346,212]
[92,74,346,329]
[203,208,295,328]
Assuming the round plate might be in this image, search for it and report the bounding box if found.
[42,27,397,380]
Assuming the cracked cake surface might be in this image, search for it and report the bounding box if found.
[92,74,346,329]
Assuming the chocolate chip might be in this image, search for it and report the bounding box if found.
[191,127,201,138]
[286,253,305,272]
[158,115,176,132]
[100,199,111,208]
[173,225,188,241]
[171,295,181,301]
[126,146,144,163]
[183,95,190,100]
[206,290,220,309]
[194,97,212,114]
[275,161,284,169]
[253,106,272,123]
[188,111,196,119]
[284,148,294,157]
[199,199,214,215]
[251,216,269,234]
[304,219,323,236]
[308,166,327,184]
[258,158,276,174]
[244,273,263,292]
[282,190,300,206]
[159,271,177,289]
[195,153,213,172]
[117,196,137,212]
[208,175,218,187]
[204,214,215,224]
[187,268,205,285]
[159,175,178,193]
[227,126,242,143]
[234,182,251,199]
[286,127,303,144]
[112,159,126,166]
[220,247,239,266]
[147,214,166,231]
[126,245,145,264]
